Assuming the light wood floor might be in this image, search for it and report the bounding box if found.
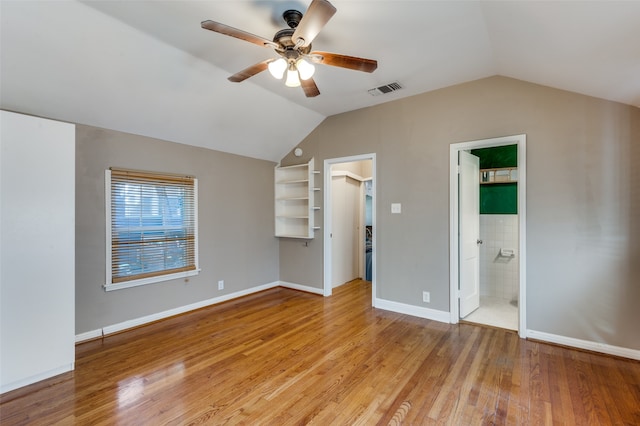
[2,280,639,425]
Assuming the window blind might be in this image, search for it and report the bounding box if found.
[108,168,196,285]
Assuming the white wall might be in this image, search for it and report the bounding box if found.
[1,111,75,393]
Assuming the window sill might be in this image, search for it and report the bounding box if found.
[104,269,201,292]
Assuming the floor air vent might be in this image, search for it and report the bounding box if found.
[368,81,403,96]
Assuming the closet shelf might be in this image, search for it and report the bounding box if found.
[276,179,309,184]
[480,167,517,184]
[275,158,320,239]
[277,196,310,201]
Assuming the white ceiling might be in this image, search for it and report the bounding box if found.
[2,1,639,162]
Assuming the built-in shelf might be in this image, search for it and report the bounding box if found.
[480,167,517,184]
[275,158,321,239]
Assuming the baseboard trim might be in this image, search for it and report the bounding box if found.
[75,329,103,343]
[526,329,640,361]
[374,298,450,323]
[76,281,281,343]
[1,363,75,395]
[278,281,324,295]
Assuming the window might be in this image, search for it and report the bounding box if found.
[105,168,198,291]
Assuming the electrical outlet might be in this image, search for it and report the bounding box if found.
[422,291,430,303]
[218,280,224,290]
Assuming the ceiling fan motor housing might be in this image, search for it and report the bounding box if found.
[282,10,303,28]
[273,28,311,59]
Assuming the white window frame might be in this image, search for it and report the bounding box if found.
[104,169,200,291]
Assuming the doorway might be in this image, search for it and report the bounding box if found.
[324,154,376,307]
[449,135,526,337]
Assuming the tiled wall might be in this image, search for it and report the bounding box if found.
[479,214,519,301]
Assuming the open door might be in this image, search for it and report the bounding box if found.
[459,150,480,317]
[331,173,360,287]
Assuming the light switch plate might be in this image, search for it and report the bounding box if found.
[391,203,402,214]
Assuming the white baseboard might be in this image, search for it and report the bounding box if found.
[76,281,280,343]
[374,298,450,323]
[1,363,75,395]
[526,329,640,361]
[75,329,103,343]
[278,281,324,295]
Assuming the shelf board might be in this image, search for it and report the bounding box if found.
[277,179,309,184]
[276,197,309,201]
[275,234,313,239]
[277,163,308,170]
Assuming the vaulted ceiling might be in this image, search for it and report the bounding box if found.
[2,1,639,162]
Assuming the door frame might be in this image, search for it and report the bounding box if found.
[324,153,376,308]
[449,135,527,338]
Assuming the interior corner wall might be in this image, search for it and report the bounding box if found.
[278,75,640,352]
[1,111,75,393]
[75,125,279,334]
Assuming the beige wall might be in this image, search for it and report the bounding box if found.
[76,125,278,334]
[279,76,640,351]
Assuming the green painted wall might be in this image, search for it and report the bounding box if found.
[470,145,517,214]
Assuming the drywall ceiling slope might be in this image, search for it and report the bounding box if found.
[82,1,500,117]
[0,1,324,162]
[79,0,640,112]
[482,1,640,108]
[2,1,639,163]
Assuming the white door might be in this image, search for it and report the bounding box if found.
[459,150,480,317]
[331,175,360,287]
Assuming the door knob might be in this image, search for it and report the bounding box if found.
[477,239,483,245]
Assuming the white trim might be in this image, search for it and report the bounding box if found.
[77,281,327,343]
[279,281,324,295]
[1,363,75,395]
[324,154,376,306]
[330,170,368,182]
[375,298,450,323]
[105,169,112,287]
[75,329,103,343]
[101,281,279,336]
[104,268,201,292]
[76,281,280,342]
[449,134,527,338]
[527,330,640,361]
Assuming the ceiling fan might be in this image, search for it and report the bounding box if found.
[201,0,377,97]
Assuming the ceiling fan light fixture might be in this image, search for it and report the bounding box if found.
[285,65,301,87]
[296,58,315,80]
[268,58,287,79]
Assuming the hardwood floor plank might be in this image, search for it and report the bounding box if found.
[2,280,639,425]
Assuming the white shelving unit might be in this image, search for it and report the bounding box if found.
[275,158,320,238]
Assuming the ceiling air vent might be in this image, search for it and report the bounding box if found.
[368,81,403,96]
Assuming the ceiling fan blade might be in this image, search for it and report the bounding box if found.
[228,60,271,83]
[301,77,320,97]
[201,20,276,49]
[292,0,337,48]
[310,51,378,73]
